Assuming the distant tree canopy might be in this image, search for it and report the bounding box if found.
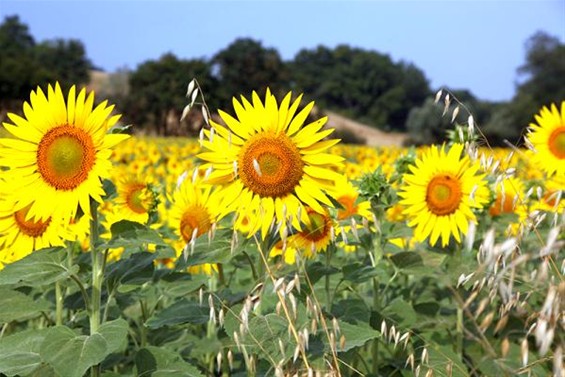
[211,38,289,108]
[0,15,91,111]
[126,53,216,135]
[290,45,430,131]
[1,15,563,143]
[483,31,565,145]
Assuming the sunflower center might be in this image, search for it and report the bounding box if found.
[302,211,330,242]
[14,205,51,238]
[426,174,462,216]
[180,205,212,242]
[37,125,96,190]
[126,184,150,214]
[239,132,304,198]
[548,127,565,159]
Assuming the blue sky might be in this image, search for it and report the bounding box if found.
[1,0,564,102]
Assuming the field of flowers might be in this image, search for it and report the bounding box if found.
[0,83,563,377]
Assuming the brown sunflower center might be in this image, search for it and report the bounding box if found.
[302,210,331,242]
[426,174,462,216]
[548,126,565,159]
[180,205,212,242]
[125,184,150,214]
[37,125,96,190]
[14,205,51,237]
[239,132,304,198]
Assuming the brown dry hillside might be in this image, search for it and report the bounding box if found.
[323,110,408,146]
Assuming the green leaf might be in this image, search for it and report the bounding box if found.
[105,252,156,291]
[145,299,210,329]
[97,318,128,354]
[158,273,209,297]
[174,229,240,268]
[135,346,204,377]
[0,288,50,323]
[336,321,381,352]
[0,248,78,287]
[0,328,48,376]
[40,326,108,377]
[389,251,424,269]
[104,220,173,254]
[342,262,379,283]
[223,310,295,363]
[380,297,418,327]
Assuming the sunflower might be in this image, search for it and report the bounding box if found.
[526,101,565,177]
[0,83,129,222]
[398,143,489,247]
[168,174,223,272]
[489,176,526,217]
[330,176,372,221]
[0,198,71,264]
[198,89,344,239]
[112,172,158,225]
[270,207,334,264]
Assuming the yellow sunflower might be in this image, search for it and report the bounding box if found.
[330,176,372,221]
[398,143,489,247]
[112,172,158,225]
[489,176,526,217]
[0,83,129,222]
[526,101,565,176]
[0,200,71,263]
[198,89,344,239]
[270,207,334,264]
[168,175,223,272]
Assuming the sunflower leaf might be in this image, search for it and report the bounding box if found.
[0,328,48,376]
[0,247,78,287]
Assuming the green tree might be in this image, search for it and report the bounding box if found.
[212,38,288,108]
[34,39,92,90]
[0,15,38,108]
[290,45,430,131]
[484,31,565,145]
[126,53,216,135]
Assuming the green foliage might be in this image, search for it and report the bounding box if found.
[290,44,430,131]
[212,38,289,108]
[0,15,91,111]
[125,53,216,135]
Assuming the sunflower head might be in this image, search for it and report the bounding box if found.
[198,88,346,239]
[399,143,489,247]
[526,101,565,177]
[0,82,129,222]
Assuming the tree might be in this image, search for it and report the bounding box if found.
[0,15,38,108]
[484,31,565,145]
[126,53,216,135]
[290,45,430,131]
[34,39,92,90]
[212,38,288,108]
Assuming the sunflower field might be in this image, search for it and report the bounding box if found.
[0,82,563,377]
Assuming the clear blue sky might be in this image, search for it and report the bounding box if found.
[1,0,564,102]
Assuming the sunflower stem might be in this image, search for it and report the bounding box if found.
[89,200,103,377]
[55,281,63,326]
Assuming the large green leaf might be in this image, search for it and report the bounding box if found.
[0,288,50,323]
[103,220,174,256]
[174,229,241,268]
[39,326,108,377]
[145,299,210,329]
[105,251,156,291]
[337,321,381,352]
[97,318,128,354]
[0,247,78,287]
[0,328,48,376]
[135,346,204,377]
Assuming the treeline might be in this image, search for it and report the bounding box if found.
[1,15,564,145]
